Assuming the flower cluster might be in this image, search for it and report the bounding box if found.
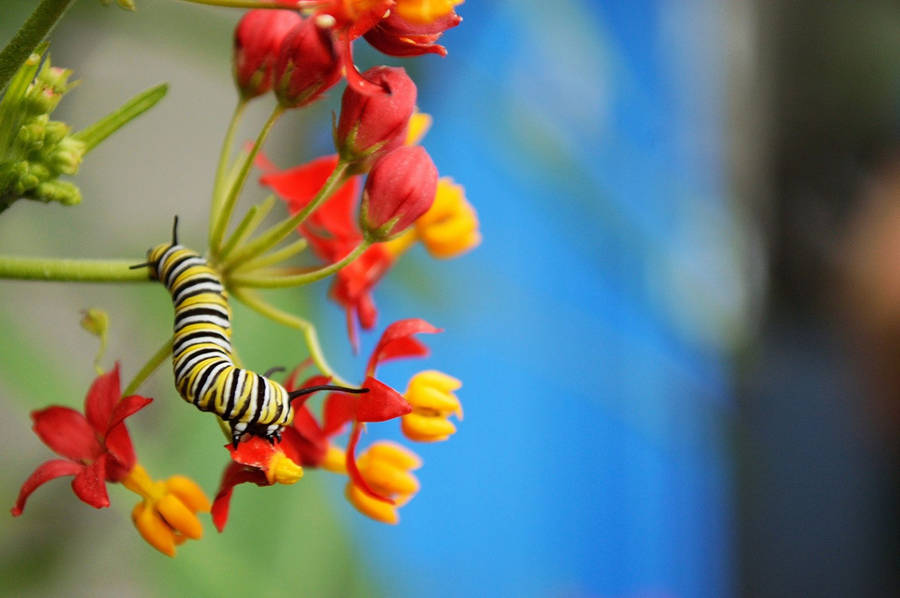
[0,49,166,213]
[8,0,475,558]
[12,365,210,556]
[213,319,462,527]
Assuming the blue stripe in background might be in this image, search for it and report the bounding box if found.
[338,1,736,596]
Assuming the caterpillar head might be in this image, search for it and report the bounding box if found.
[145,243,174,280]
[130,216,180,279]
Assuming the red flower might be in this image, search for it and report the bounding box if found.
[275,0,462,97]
[211,370,337,532]
[212,321,439,528]
[11,365,152,516]
[359,145,438,241]
[333,318,441,502]
[364,9,462,57]
[233,9,303,99]
[258,153,396,349]
[336,66,417,167]
[273,17,343,108]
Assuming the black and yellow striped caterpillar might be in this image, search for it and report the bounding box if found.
[132,217,366,446]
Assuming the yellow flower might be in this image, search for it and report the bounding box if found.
[414,178,480,258]
[122,464,210,557]
[394,0,464,25]
[345,441,422,524]
[401,370,463,442]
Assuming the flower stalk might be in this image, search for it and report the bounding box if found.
[0,256,149,282]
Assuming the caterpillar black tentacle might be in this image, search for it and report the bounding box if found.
[136,217,366,446]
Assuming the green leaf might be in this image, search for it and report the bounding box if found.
[72,82,168,152]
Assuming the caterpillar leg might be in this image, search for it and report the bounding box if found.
[230,422,247,449]
[230,421,285,447]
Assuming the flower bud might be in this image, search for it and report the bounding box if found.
[233,9,302,99]
[49,137,86,175]
[359,146,438,242]
[336,66,417,166]
[273,18,342,108]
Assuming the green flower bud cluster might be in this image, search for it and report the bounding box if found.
[0,51,85,210]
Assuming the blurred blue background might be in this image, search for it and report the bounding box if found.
[0,1,748,596]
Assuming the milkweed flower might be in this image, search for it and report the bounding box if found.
[124,465,211,557]
[364,3,462,57]
[359,145,438,242]
[401,370,462,442]
[412,177,480,258]
[273,17,343,108]
[345,441,421,524]
[11,364,152,515]
[336,66,417,168]
[233,9,303,99]
[10,364,210,556]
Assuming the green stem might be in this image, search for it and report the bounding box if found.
[122,335,174,396]
[231,288,350,386]
[210,104,284,254]
[0,256,149,282]
[209,99,247,242]
[232,237,307,272]
[217,194,276,264]
[222,159,350,272]
[0,0,75,94]
[229,240,369,288]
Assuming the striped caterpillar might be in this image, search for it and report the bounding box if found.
[132,218,365,446]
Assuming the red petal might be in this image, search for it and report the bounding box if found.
[31,406,103,461]
[282,360,315,392]
[323,392,357,437]
[105,395,152,435]
[356,377,411,422]
[366,318,442,375]
[346,306,361,354]
[103,423,136,477]
[345,423,393,503]
[84,364,122,436]
[11,459,83,516]
[260,155,340,212]
[345,0,394,39]
[211,463,270,532]
[227,436,282,470]
[339,35,387,96]
[71,454,110,510]
[357,292,378,330]
[254,149,280,174]
[281,425,327,467]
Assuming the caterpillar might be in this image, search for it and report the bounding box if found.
[131,217,366,447]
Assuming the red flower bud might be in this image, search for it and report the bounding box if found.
[233,9,303,99]
[364,11,462,57]
[336,66,417,167]
[274,17,342,108]
[359,146,438,242]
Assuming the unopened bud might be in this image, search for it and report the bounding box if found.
[233,9,302,99]
[49,137,86,175]
[336,66,417,168]
[273,18,342,108]
[35,180,81,205]
[43,120,70,146]
[359,146,438,242]
[80,308,109,338]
